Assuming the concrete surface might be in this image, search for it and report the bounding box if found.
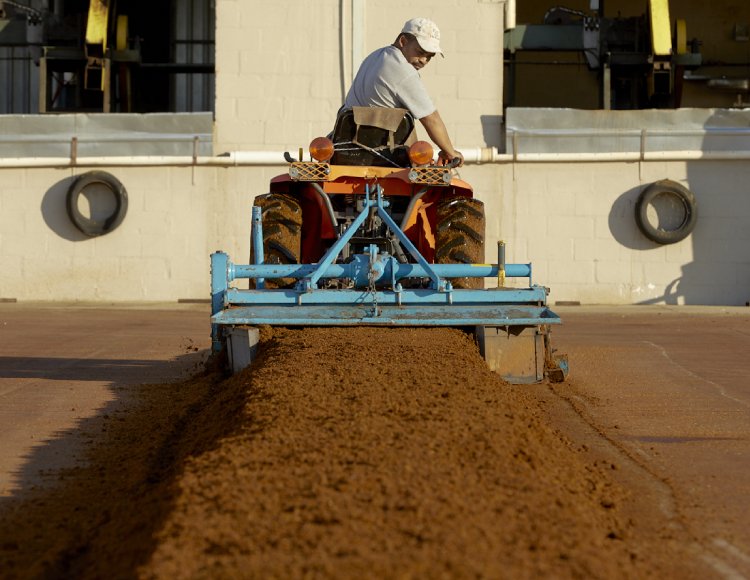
[0,302,748,577]
[552,305,750,578]
[0,303,211,496]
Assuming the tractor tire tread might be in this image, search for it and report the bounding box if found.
[251,193,302,288]
[435,197,486,289]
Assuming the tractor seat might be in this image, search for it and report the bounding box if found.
[330,107,416,167]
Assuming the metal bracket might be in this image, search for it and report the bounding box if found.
[372,185,446,291]
[301,184,447,292]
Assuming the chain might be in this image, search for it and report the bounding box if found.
[369,179,382,318]
[367,259,379,317]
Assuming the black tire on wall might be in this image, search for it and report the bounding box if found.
[435,197,486,289]
[66,171,128,237]
[635,179,697,245]
[252,193,302,288]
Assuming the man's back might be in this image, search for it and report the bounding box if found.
[344,45,435,120]
[340,17,464,166]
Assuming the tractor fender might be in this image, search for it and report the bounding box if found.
[635,179,697,244]
[66,171,128,237]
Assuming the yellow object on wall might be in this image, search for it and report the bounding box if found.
[116,15,128,51]
[649,0,672,56]
[84,0,110,91]
[85,0,109,52]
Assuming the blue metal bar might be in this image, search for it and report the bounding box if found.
[232,262,532,282]
[210,251,229,352]
[210,185,559,338]
[212,304,561,327]
[224,286,549,305]
[251,205,265,289]
[374,185,444,290]
[304,191,372,289]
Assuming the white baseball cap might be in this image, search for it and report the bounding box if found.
[401,17,444,56]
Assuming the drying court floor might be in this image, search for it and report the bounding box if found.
[0,302,748,576]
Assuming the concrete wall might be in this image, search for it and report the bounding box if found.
[493,160,750,306]
[1,0,749,306]
[2,159,748,306]
[214,0,505,153]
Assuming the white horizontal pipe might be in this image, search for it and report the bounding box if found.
[460,147,504,163]
[643,150,750,160]
[0,157,73,167]
[2,148,750,169]
[512,152,641,162]
[511,150,750,162]
[0,152,287,168]
[220,151,290,165]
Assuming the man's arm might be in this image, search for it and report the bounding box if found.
[418,110,464,166]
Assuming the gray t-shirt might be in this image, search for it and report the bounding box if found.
[344,45,435,120]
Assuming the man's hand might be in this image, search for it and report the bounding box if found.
[438,149,464,167]
[419,110,464,168]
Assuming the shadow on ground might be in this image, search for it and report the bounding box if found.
[0,347,243,578]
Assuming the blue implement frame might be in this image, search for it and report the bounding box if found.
[210,184,562,358]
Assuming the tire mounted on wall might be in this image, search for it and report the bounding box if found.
[635,179,697,245]
[435,197,486,289]
[251,193,302,289]
[66,170,128,237]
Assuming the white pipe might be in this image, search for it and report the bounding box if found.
[642,150,750,160]
[461,147,505,164]
[0,151,286,168]
[0,157,74,168]
[508,150,750,162]
[3,148,750,169]
[505,0,516,30]
[510,152,641,162]
[0,156,215,168]
[216,151,289,165]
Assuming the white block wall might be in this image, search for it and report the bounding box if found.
[214,0,504,153]
[2,159,748,305]
[485,161,750,306]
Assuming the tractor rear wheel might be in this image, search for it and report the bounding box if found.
[251,193,302,289]
[435,197,486,289]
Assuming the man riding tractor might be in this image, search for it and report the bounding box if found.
[252,17,483,291]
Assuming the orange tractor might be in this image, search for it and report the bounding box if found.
[256,107,484,290]
[210,107,567,384]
